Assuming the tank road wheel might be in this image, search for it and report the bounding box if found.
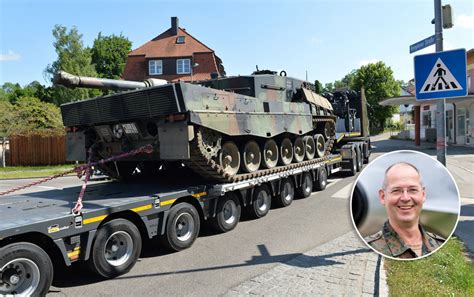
[88,219,142,278]
[303,136,316,160]
[210,192,241,233]
[275,178,295,207]
[162,203,200,251]
[262,139,278,169]
[219,141,240,176]
[198,127,222,159]
[241,141,261,173]
[279,138,293,166]
[248,184,272,219]
[293,137,305,163]
[0,243,53,297]
[317,121,332,139]
[314,134,326,158]
[297,172,313,198]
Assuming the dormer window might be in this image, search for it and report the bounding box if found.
[176,36,186,44]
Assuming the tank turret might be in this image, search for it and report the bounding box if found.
[59,70,338,182]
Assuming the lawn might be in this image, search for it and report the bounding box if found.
[386,236,474,296]
[0,165,77,179]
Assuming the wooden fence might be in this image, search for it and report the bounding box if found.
[8,135,66,166]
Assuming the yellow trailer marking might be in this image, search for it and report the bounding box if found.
[83,215,108,225]
[131,204,153,213]
[160,199,177,206]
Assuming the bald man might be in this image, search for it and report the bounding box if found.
[364,162,445,259]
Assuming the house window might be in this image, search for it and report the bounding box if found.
[177,59,191,74]
[422,111,432,127]
[176,36,186,44]
[149,60,162,75]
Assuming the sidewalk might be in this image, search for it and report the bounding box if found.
[225,232,388,297]
[225,134,473,296]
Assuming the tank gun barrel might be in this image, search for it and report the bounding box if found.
[54,71,165,90]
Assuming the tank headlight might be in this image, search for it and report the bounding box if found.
[113,124,124,139]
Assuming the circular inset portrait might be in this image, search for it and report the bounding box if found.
[351,150,460,260]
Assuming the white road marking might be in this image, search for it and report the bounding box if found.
[332,182,354,199]
[326,178,342,189]
[36,186,63,190]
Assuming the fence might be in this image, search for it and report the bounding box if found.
[8,135,66,166]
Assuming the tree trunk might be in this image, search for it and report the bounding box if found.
[2,137,6,168]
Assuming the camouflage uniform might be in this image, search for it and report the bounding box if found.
[364,220,445,259]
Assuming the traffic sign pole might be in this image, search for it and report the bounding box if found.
[434,0,446,166]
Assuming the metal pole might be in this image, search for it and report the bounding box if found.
[434,0,446,166]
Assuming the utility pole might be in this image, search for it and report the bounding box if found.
[434,0,446,166]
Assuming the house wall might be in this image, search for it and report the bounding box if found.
[123,53,219,82]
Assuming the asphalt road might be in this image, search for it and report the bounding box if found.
[0,170,360,296]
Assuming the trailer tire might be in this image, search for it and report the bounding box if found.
[275,178,295,207]
[248,184,272,218]
[210,193,241,233]
[314,167,327,191]
[297,172,313,198]
[162,202,200,251]
[355,146,363,172]
[88,219,142,278]
[0,242,53,297]
[347,152,357,176]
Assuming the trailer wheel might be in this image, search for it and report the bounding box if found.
[297,172,313,198]
[162,202,200,251]
[210,193,241,233]
[363,142,371,164]
[0,242,53,297]
[347,153,357,176]
[355,146,363,172]
[314,167,327,191]
[275,178,295,207]
[248,184,272,218]
[88,219,142,278]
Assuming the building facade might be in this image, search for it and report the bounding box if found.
[381,48,474,146]
[122,17,225,82]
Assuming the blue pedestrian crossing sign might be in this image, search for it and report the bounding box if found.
[414,49,467,100]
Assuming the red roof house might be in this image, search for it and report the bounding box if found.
[122,17,225,82]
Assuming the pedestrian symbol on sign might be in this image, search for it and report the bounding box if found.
[420,58,463,93]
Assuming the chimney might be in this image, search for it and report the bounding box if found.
[171,17,179,35]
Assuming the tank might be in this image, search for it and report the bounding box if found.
[57,70,337,182]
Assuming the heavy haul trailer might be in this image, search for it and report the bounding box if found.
[0,143,368,296]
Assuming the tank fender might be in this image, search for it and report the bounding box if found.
[158,121,192,159]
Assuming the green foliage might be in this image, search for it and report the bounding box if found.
[91,32,132,79]
[44,25,100,105]
[351,62,400,130]
[0,97,64,137]
[314,80,323,94]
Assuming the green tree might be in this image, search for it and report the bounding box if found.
[314,80,323,94]
[7,97,64,137]
[44,25,99,105]
[91,32,132,79]
[351,62,400,130]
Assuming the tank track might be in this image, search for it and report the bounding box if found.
[184,117,336,183]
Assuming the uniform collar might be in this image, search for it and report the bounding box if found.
[382,221,430,257]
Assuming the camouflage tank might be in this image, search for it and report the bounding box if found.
[57,70,337,182]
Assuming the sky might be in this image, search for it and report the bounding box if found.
[1,0,473,87]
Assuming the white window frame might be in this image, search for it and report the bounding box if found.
[176,36,186,44]
[149,60,163,75]
[177,59,191,74]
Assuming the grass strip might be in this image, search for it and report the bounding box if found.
[386,236,474,296]
[0,165,77,179]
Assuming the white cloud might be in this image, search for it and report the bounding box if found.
[358,59,380,67]
[456,14,474,29]
[0,50,21,61]
[309,37,323,45]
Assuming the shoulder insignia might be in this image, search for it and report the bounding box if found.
[364,230,383,243]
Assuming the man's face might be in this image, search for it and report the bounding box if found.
[379,164,426,227]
